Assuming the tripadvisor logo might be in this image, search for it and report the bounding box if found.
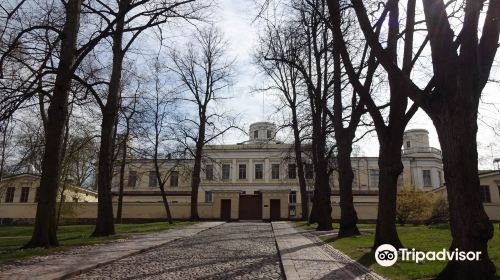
[374,244,482,267]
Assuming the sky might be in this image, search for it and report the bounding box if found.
[210,0,500,169]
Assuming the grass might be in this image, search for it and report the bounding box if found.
[296,222,500,280]
[0,221,194,265]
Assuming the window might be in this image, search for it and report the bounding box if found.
[406,141,411,148]
[128,171,137,187]
[206,165,214,180]
[288,164,296,179]
[305,164,313,179]
[267,130,272,139]
[149,171,157,188]
[289,205,296,217]
[20,187,30,203]
[254,130,258,139]
[438,171,443,186]
[271,164,280,179]
[289,191,297,204]
[170,171,179,187]
[369,170,379,187]
[205,191,213,203]
[5,187,15,203]
[222,164,230,180]
[255,164,263,179]
[423,170,432,187]
[480,185,491,203]
[238,164,246,179]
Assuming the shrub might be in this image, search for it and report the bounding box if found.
[396,186,432,225]
[427,194,449,225]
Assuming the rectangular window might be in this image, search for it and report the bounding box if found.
[267,130,272,139]
[369,170,380,187]
[423,170,432,187]
[305,164,313,179]
[438,171,443,186]
[288,164,296,179]
[149,171,157,188]
[206,165,214,180]
[254,130,258,139]
[170,171,179,187]
[255,164,263,179]
[272,164,280,179]
[5,187,15,203]
[20,187,30,203]
[406,141,411,148]
[238,164,247,179]
[480,185,491,203]
[289,205,296,217]
[289,191,297,204]
[205,191,213,203]
[222,164,230,180]
[128,171,137,188]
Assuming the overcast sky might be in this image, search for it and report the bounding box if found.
[211,0,500,169]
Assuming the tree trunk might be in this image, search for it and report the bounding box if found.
[314,157,332,230]
[337,141,360,237]
[373,140,404,249]
[433,110,495,280]
[93,8,126,236]
[190,112,206,220]
[291,108,308,221]
[116,133,127,224]
[24,0,81,248]
[190,141,204,220]
[158,182,173,224]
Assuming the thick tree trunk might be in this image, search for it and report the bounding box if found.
[373,141,404,249]
[116,133,127,224]
[93,10,126,236]
[337,141,360,237]
[291,109,308,221]
[24,0,81,248]
[433,111,495,280]
[190,112,206,220]
[314,157,332,230]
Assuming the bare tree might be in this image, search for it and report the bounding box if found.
[344,0,500,277]
[170,27,236,220]
[255,23,310,221]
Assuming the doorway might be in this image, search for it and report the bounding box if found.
[270,199,281,221]
[239,194,262,220]
[220,199,232,221]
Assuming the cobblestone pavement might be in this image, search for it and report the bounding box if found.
[272,222,385,280]
[71,222,283,280]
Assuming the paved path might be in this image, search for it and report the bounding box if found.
[1,221,385,280]
[71,222,282,280]
[0,222,223,280]
[272,221,385,280]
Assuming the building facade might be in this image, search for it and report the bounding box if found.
[110,123,455,220]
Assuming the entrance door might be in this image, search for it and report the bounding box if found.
[270,199,281,221]
[239,194,262,220]
[220,199,232,221]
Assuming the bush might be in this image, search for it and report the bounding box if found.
[427,194,449,225]
[396,186,432,226]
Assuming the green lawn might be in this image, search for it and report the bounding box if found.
[296,222,500,280]
[0,221,194,265]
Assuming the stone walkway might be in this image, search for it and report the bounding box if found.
[272,221,385,280]
[0,221,385,280]
[70,222,282,280]
[0,222,224,280]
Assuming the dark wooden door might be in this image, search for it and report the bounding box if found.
[270,199,281,221]
[239,194,262,220]
[220,199,231,221]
